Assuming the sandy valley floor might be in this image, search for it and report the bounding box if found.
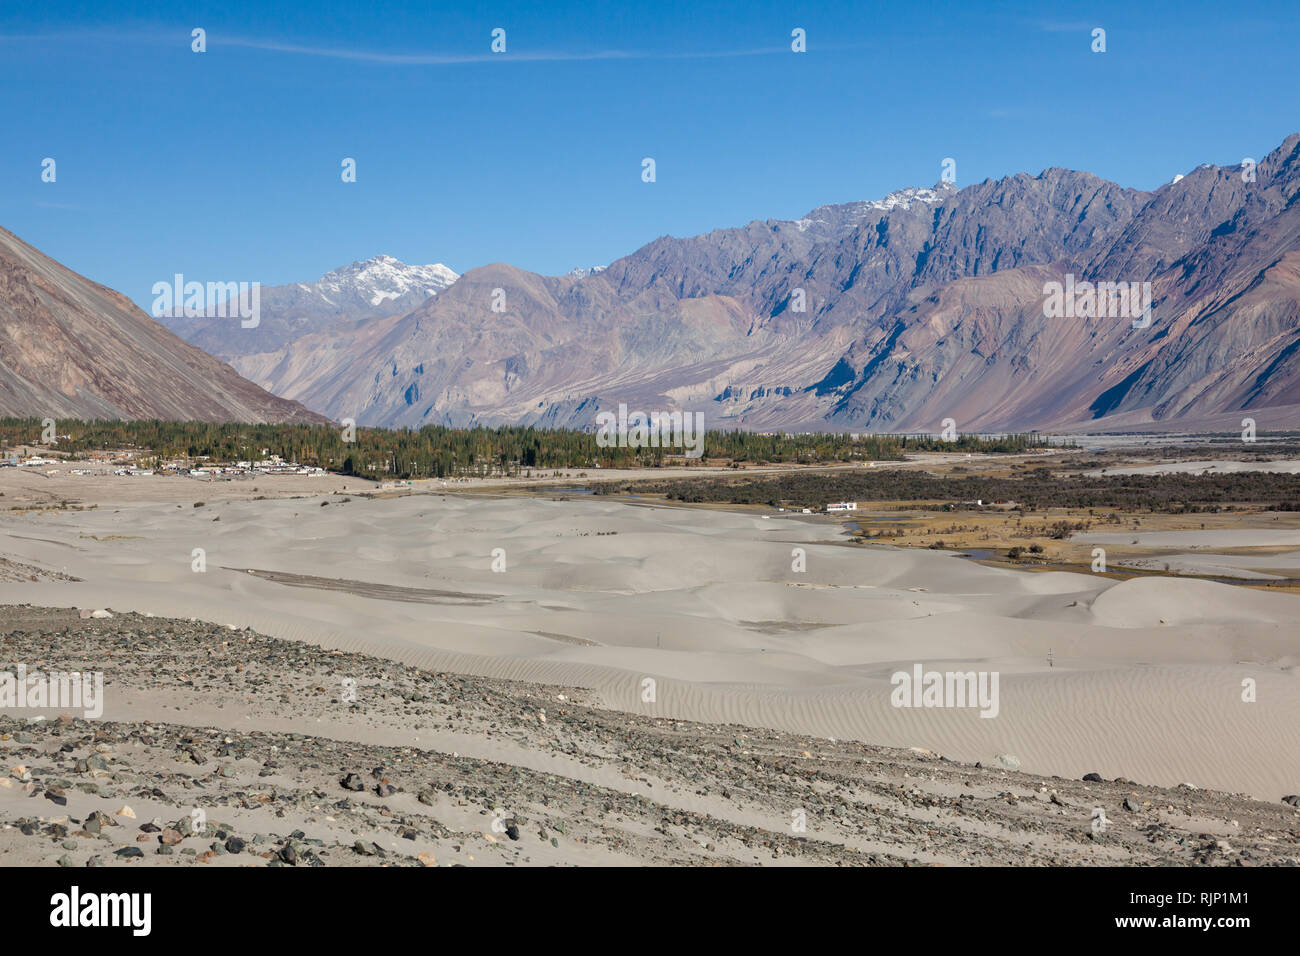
[1,480,1298,817]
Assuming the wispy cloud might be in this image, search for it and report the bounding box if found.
[0,28,789,65]
[218,36,789,64]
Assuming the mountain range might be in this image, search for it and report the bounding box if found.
[6,134,1300,433]
[163,133,1300,434]
[0,226,325,424]
[159,255,458,359]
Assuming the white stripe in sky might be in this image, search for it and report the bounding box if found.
[0,29,804,64]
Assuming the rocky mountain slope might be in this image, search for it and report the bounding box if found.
[172,134,1300,434]
[160,255,458,360]
[0,227,327,423]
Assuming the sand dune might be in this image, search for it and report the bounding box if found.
[1,490,1297,801]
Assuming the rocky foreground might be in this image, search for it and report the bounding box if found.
[1,605,1297,867]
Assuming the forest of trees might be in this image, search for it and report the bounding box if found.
[0,418,1057,481]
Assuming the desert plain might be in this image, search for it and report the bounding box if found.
[0,447,1298,866]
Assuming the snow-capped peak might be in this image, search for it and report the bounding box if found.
[830,183,956,217]
[793,182,956,233]
[312,255,459,308]
[860,182,956,211]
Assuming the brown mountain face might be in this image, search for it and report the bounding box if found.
[819,136,1300,432]
[175,133,1300,434]
[0,227,328,423]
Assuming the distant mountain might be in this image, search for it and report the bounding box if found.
[173,134,1300,435]
[161,255,458,359]
[251,166,1154,428]
[564,265,607,279]
[815,137,1300,432]
[0,226,327,423]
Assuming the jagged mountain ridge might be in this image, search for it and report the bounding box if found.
[168,134,1300,434]
[160,255,459,360]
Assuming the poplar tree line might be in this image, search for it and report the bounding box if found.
[0,418,1055,481]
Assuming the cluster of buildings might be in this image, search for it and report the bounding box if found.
[135,455,327,479]
[1,450,325,479]
[0,455,60,468]
[774,501,859,515]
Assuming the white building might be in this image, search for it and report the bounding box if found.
[826,501,859,512]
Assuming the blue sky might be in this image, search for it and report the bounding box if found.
[1,0,1296,311]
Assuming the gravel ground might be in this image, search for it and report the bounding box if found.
[1,605,1297,867]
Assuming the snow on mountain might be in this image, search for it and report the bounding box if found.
[794,181,957,233]
[310,255,459,308]
[565,264,608,278]
[162,255,460,362]
[857,182,956,212]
